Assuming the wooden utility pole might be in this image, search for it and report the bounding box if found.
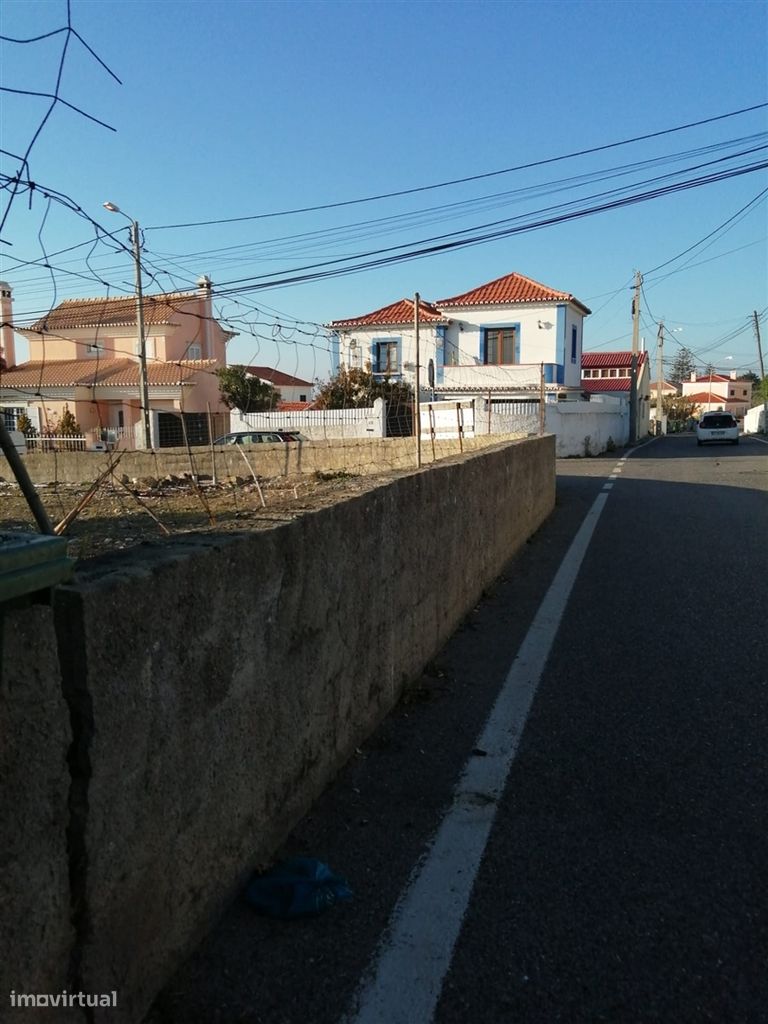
[631,270,643,354]
[656,321,665,436]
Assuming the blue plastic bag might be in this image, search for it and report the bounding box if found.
[245,857,353,919]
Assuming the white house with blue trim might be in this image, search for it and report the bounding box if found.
[327,272,591,397]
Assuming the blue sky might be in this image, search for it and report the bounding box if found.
[1,0,766,384]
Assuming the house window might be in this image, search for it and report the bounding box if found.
[87,340,104,354]
[483,326,519,365]
[299,394,307,402]
[571,326,578,364]
[134,337,157,358]
[373,337,400,375]
[186,344,202,361]
[118,410,124,429]
[2,406,24,429]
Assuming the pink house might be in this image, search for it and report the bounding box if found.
[0,278,236,447]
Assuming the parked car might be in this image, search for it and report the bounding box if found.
[696,411,739,446]
[212,430,307,445]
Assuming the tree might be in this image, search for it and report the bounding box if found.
[216,365,278,412]
[661,394,700,423]
[738,370,760,387]
[668,346,697,388]
[16,412,36,436]
[55,405,82,436]
[313,364,414,410]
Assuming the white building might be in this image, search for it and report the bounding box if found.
[327,272,591,399]
[681,372,751,423]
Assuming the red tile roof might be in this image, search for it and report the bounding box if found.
[436,272,590,314]
[246,366,314,387]
[582,350,648,369]
[278,401,316,411]
[0,358,216,388]
[327,297,448,329]
[686,391,745,404]
[22,293,199,333]
[581,378,632,393]
[694,374,731,383]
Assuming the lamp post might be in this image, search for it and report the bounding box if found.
[103,202,152,449]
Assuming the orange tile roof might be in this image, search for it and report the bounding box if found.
[0,358,216,388]
[23,292,199,333]
[327,297,448,329]
[582,351,648,369]
[436,272,591,314]
[686,391,745,404]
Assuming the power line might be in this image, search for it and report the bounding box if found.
[146,102,768,230]
[644,185,768,276]
[209,158,768,297]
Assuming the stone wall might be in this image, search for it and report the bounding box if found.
[2,434,515,486]
[0,436,555,1022]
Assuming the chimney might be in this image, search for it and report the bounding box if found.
[196,275,213,359]
[0,281,16,368]
[730,370,737,380]
[690,371,697,382]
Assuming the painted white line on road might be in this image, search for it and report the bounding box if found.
[344,491,612,1024]
[609,474,618,480]
[603,483,614,490]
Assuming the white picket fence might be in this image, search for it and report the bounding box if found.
[231,399,386,439]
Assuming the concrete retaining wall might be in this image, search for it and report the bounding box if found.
[1,435,555,1022]
[0,606,79,1019]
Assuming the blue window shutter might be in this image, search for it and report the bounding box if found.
[480,330,487,364]
[515,328,521,364]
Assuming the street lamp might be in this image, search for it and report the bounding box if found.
[102,201,152,449]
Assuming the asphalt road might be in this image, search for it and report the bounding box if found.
[151,433,768,1024]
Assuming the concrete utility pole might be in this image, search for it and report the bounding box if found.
[631,270,643,355]
[103,203,152,449]
[131,220,152,450]
[629,352,638,443]
[656,321,665,436]
[414,293,421,468]
[754,310,768,434]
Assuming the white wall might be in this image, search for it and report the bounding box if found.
[744,405,766,433]
[545,399,629,456]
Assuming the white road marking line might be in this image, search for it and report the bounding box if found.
[344,491,611,1024]
[603,483,614,490]
[609,474,618,480]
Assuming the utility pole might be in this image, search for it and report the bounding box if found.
[631,270,642,355]
[629,352,638,443]
[754,310,767,434]
[414,293,421,468]
[131,220,152,450]
[656,321,665,436]
[103,203,152,449]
